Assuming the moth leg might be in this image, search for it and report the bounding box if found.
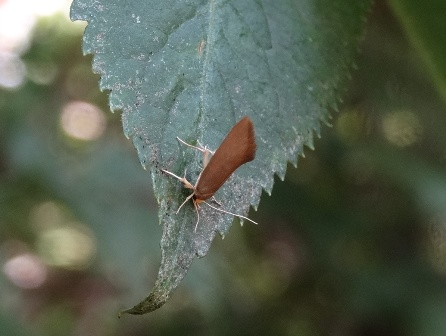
[193,200,201,232]
[161,168,194,190]
[176,192,194,214]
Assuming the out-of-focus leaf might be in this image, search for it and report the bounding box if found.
[0,311,39,336]
[389,0,446,103]
[70,0,370,314]
[365,146,446,220]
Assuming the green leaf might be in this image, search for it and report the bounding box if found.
[70,0,371,314]
[389,0,446,103]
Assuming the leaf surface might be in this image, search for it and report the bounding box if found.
[70,0,371,314]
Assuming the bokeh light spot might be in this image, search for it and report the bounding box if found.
[29,202,98,271]
[3,253,47,289]
[37,223,97,270]
[0,0,72,53]
[382,110,423,147]
[60,101,106,141]
[0,51,26,89]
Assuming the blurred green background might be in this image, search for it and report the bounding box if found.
[2,1,446,335]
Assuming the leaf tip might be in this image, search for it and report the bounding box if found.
[117,291,169,316]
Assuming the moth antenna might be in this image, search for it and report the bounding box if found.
[176,137,207,153]
[176,137,215,168]
[196,140,204,150]
[203,202,258,225]
[197,140,215,155]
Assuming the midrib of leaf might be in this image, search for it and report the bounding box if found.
[200,0,217,120]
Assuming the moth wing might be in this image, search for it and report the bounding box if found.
[194,116,256,201]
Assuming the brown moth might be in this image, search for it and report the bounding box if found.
[162,116,257,231]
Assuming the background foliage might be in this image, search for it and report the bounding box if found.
[1,1,446,335]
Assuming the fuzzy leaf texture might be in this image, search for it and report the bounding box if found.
[70,0,371,314]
